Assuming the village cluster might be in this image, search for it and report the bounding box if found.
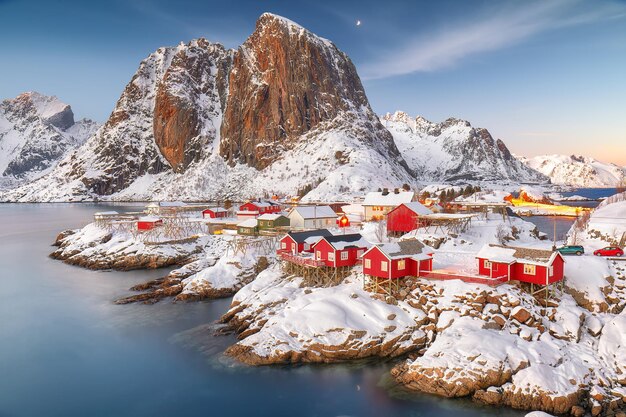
[93,187,578,297]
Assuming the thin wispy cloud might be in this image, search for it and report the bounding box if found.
[361,0,626,80]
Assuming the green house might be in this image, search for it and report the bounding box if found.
[237,218,259,236]
[257,213,290,231]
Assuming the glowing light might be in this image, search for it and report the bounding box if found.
[356,20,361,26]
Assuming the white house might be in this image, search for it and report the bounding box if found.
[362,189,414,221]
[288,206,337,229]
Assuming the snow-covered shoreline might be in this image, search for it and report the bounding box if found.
[48,197,626,415]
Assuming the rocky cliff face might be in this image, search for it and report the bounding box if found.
[220,14,397,169]
[2,13,414,202]
[0,92,98,190]
[381,111,547,183]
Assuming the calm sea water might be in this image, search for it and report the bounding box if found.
[0,204,526,417]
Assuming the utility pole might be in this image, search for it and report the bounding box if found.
[552,217,557,251]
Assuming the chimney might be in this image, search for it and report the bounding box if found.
[382,188,389,196]
[394,188,399,194]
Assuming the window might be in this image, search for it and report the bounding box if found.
[398,259,406,270]
[341,251,349,260]
[364,259,371,269]
[484,260,492,269]
[281,242,286,249]
[548,266,554,277]
[523,264,536,275]
[316,251,322,260]
[304,243,310,251]
[328,252,335,261]
[381,261,388,272]
[292,243,297,252]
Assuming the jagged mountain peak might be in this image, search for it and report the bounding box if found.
[381,110,546,183]
[4,91,74,130]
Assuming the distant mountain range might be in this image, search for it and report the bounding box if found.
[517,154,626,188]
[0,92,98,191]
[0,14,619,202]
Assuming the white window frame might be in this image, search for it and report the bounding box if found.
[281,242,286,249]
[328,252,335,261]
[523,264,536,275]
[364,259,371,269]
[381,261,388,272]
[484,260,492,269]
[316,250,322,260]
[340,251,349,261]
[548,266,554,277]
[398,259,406,270]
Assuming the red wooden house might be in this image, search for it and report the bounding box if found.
[311,234,370,268]
[238,200,281,218]
[137,216,163,231]
[362,239,434,284]
[202,207,228,219]
[386,202,432,236]
[278,229,333,255]
[475,244,564,285]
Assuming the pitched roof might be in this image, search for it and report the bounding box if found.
[204,207,228,212]
[374,239,433,261]
[396,201,432,215]
[237,218,258,228]
[290,206,337,219]
[476,244,559,266]
[257,213,288,221]
[362,191,414,206]
[318,233,372,250]
[285,229,333,243]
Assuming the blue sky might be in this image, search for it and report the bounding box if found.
[1,0,625,164]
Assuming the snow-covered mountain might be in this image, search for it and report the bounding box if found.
[0,92,99,190]
[381,111,547,183]
[517,154,625,188]
[0,14,547,203]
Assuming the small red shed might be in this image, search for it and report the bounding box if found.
[278,229,333,255]
[311,234,370,268]
[386,202,432,236]
[202,207,228,219]
[476,244,565,284]
[362,239,434,281]
[137,216,163,231]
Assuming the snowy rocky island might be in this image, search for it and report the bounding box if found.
[49,191,626,417]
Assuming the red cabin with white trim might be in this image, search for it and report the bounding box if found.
[238,201,281,218]
[202,207,228,219]
[476,244,564,284]
[362,239,434,280]
[311,234,370,268]
[137,217,163,231]
[278,229,333,255]
[386,202,432,235]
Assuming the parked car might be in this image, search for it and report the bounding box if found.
[556,245,585,256]
[593,246,624,257]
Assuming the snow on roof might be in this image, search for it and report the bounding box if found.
[244,200,279,208]
[476,244,558,266]
[286,229,333,243]
[454,190,511,204]
[138,216,161,222]
[317,233,372,250]
[399,201,432,215]
[238,219,258,228]
[420,213,475,220]
[376,239,432,260]
[204,207,227,212]
[291,205,337,219]
[257,213,287,220]
[362,190,414,206]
